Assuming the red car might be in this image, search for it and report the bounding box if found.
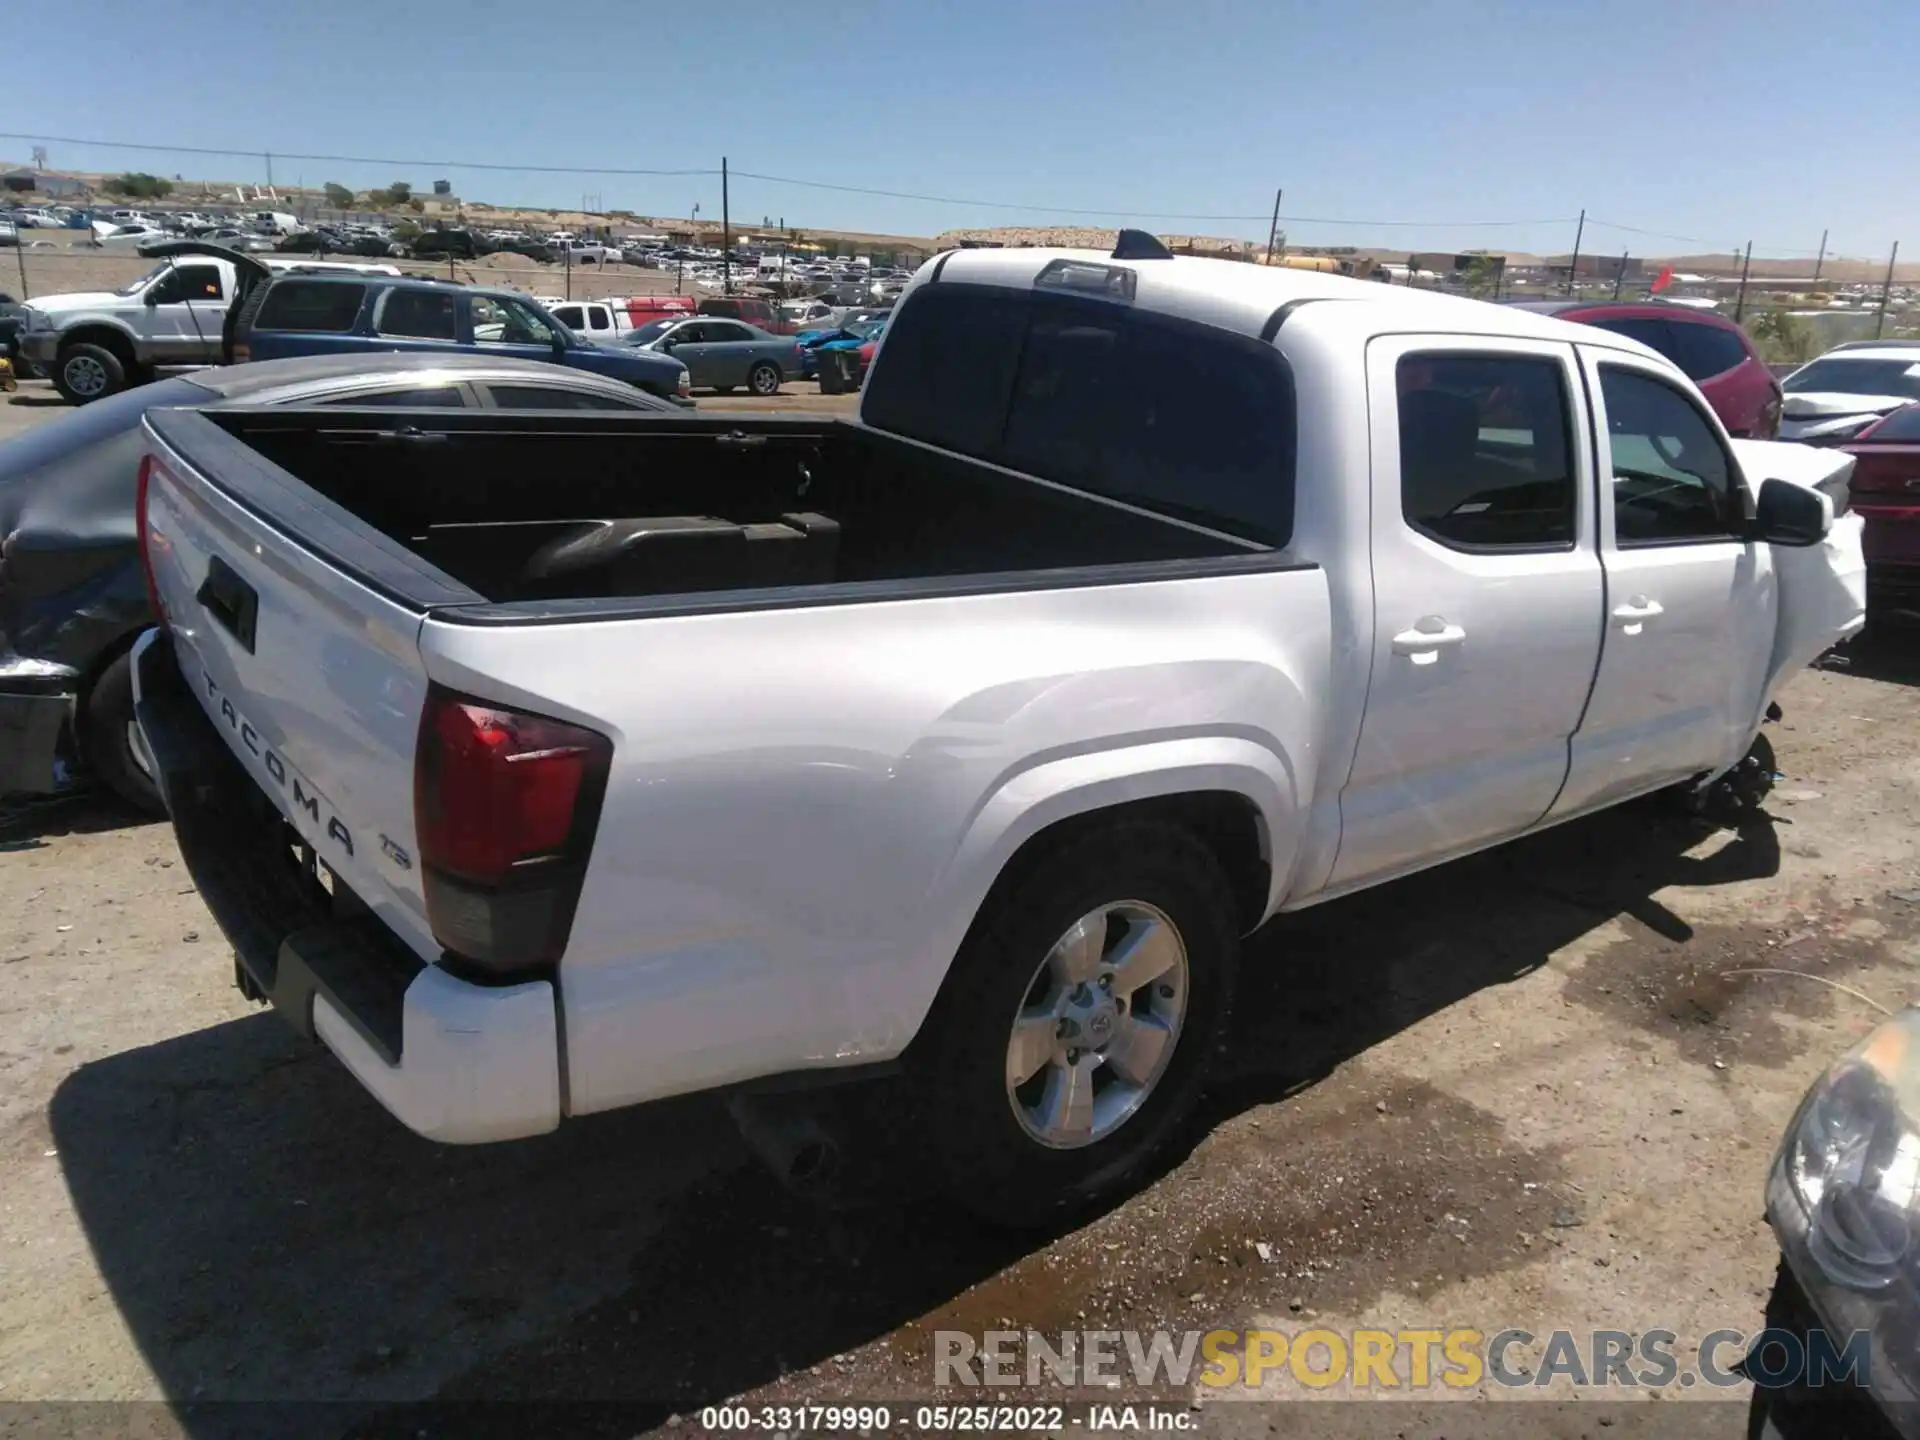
[1839,403,1920,618]
[1507,300,1782,439]
[698,296,792,335]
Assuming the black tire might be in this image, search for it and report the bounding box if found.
[913,820,1240,1228]
[84,651,163,814]
[747,361,782,397]
[53,342,127,405]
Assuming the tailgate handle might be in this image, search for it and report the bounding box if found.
[196,555,259,654]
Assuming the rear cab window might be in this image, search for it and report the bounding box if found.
[863,281,1295,545]
[253,279,367,332]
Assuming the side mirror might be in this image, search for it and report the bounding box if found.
[143,288,162,306]
[1750,477,1831,548]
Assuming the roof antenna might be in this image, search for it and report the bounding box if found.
[1112,229,1173,261]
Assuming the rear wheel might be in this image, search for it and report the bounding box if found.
[747,361,782,397]
[912,820,1240,1227]
[84,651,163,814]
[53,343,126,405]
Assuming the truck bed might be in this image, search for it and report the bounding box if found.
[136,402,1329,1133]
[172,407,1257,606]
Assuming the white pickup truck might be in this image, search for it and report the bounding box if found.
[130,235,1867,1224]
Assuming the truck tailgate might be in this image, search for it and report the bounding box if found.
[138,408,453,962]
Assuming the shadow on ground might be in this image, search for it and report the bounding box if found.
[50,799,1778,1437]
[0,792,160,850]
[1821,624,1920,689]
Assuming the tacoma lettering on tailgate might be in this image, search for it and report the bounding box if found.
[202,669,355,860]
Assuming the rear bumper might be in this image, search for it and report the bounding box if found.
[130,629,562,1143]
[0,669,75,797]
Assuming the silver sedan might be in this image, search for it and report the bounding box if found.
[623,317,804,396]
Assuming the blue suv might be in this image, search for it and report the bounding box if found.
[232,274,692,403]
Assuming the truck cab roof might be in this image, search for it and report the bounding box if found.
[920,246,1667,367]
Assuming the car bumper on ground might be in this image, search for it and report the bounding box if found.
[0,664,76,797]
[130,629,563,1144]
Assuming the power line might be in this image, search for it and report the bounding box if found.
[1585,217,1830,257]
[733,168,1573,227]
[1,130,1572,228]
[0,131,716,177]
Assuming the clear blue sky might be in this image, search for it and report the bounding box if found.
[8,0,1911,260]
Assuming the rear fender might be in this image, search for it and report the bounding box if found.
[888,735,1305,1046]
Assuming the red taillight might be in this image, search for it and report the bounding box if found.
[414,687,611,973]
[135,454,168,624]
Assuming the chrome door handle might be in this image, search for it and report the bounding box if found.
[1611,596,1665,634]
[1392,618,1467,664]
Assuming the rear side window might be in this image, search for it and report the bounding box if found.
[376,289,459,341]
[320,386,464,408]
[865,284,1294,544]
[1587,316,1679,362]
[1397,353,1576,550]
[1670,321,1752,381]
[253,280,366,333]
[487,384,646,410]
[550,304,583,328]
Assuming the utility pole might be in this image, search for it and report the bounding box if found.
[1812,228,1828,291]
[1876,241,1900,339]
[1265,188,1283,265]
[721,156,732,295]
[264,152,273,192]
[1565,209,1585,296]
[14,236,28,301]
[1612,249,1628,300]
[1733,241,1753,323]
[564,240,572,301]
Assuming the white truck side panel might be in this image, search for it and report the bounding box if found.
[418,565,1333,1115]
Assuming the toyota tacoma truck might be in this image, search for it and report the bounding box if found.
[129,234,1867,1224]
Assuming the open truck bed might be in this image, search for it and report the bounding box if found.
[169,406,1263,612]
[132,402,1330,1141]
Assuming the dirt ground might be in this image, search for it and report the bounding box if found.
[1,381,1918,1437]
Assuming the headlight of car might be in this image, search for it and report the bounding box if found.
[1771,1009,1920,1403]
[21,308,51,333]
